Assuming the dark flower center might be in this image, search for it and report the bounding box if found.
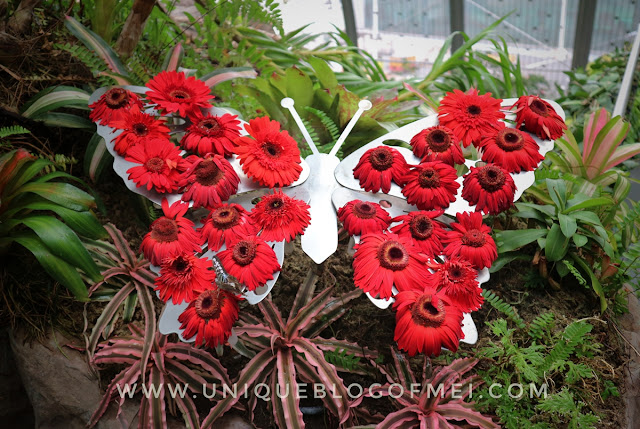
[170,89,191,100]
[263,142,281,158]
[496,129,525,152]
[195,160,224,186]
[145,157,165,172]
[427,129,451,152]
[151,217,179,243]
[444,263,465,283]
[409,215,434,240]
[461,229,486,247]
[232,240,257,266]
[211,207,240,230]
[171,256,190,273]
[352,201,376,219]
[195,289,224,320]
[411,294,446,327]
[476,165,506,192]
[268,197,284,211]
[467,105,482,116]
[377,240,409,271]
[105,88,129,108]
[369,147,394,171]
[418,167,441,188]
[133,123,149,136]
[198,118,223,136]
[529,98,549,117]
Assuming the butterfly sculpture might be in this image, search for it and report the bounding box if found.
[90,78,564,353]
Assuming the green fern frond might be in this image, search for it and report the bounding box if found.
[562,260,587,286]
[528,312,555,340]
[0,125,31,140]
[304,106,340,143]
[482,290,526,329]
[56,43,115,86]
[542,321,592,374]
[324,348,362,371]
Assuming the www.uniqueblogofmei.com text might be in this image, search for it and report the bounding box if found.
[116,382,549,400]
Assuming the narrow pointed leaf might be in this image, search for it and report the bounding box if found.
[201,67,257,88]
[18,182,94,211]
[88,282,135,356]
[135,283,156,384]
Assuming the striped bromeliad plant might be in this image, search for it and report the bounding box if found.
[199,270,374,429]
[356,349,498,429]
[89,323,231,429]
[82,223,157,366]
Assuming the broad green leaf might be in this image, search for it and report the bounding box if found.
[5,197,106,239]
[545,224,569,262]
[558,213,578,237]
[515,202,555,217]
[569,210,602,225]
[546,179,566,212]
[35,112,94,129]
[21,87,90,118]
[18,182,94,211]
[7,234,88,300]
[285,66,314,108]
[564,196,612,213]
[571,254,607,312]
[308,56,338,89]
[494,229,547,253]
[488,253,532,273]
[20,215,102,282]
[573,234,588,247]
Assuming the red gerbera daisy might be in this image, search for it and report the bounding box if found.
[352,232,430,299]
[199,203,257,252]
[352,146,409,193]
[401,161,460,210]
[390,210,446,258]
[180,112,242,157]
[462,163,516,215]
[478,126,544,173]
[513,95,566,140]
[111,110,170,156]
[125,137,187,194]
[250,190,311,242]
[393,288,464,356]
[179,154,240,208]
[443,211,498,270]
[427,258,483,313]
[234,117,302,188]
[146,71,213,117]
[89,87,143,126]
[140,199,202,266]
[179,287,240,348]
[438,88,504,147]
[337,200,392,236]
[410,126,464,165]
[217,236,280,291]
[155,253,215,304]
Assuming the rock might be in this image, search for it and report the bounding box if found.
[619,285,640,429]
[0,329,33,426]
[9,329,137,429]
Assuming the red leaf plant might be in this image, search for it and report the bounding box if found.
[83,223,158,369]
[355,348,499,429]
[89,323,231,429]
[199,270,375,429]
